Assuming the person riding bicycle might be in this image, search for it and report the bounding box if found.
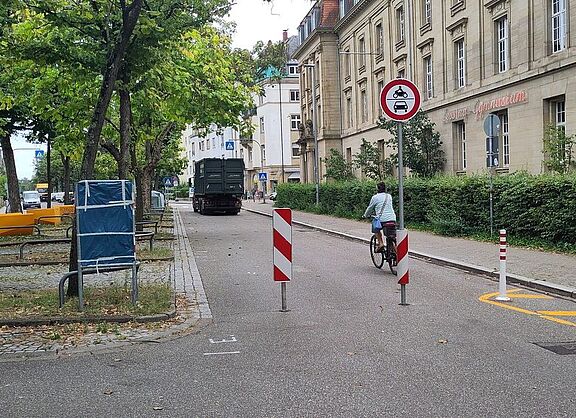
[363,182,396,252]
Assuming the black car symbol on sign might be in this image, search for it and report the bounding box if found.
[393,101,409,113]
[392,86,409,99]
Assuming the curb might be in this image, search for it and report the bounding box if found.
[242,207,576,300]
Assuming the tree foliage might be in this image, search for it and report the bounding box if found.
[380,111,445,177]
[543,124,575,174]
[323,148,354,182]
[352,139,390,181]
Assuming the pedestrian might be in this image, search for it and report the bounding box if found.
[363,182,396,252]
[252,187,257,202]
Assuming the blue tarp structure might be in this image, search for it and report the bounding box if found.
[76,180,135,268]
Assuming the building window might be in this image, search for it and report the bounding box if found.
[248,148,253,162]
[496,16,509,73]
[396,6,405,43]
[552,0,567,53]
[262,146,266,162]
[346,147,352,164]
[346,95,353,128]
[375,23,384,56]
[288,64,299,75]
[290,90,300,102]
[191,143,195,156]
[495,111,510,167]
[423,0,432,25]
[551,98,566,132]
[260,117,265,134]
[361,89,368,123]
[206,139,210,150]
[292,144,300,157]
[397,68,405,78]
[358,37,366,68]
[455,121,466,170]
[424,55,433,99]
[455,39,466,88]
[290,114,301,130]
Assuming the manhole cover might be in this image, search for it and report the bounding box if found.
[533,341,576,355]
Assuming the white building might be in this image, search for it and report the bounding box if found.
[179,125,242,186]
[242,65,302,194]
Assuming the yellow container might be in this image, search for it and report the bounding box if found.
[28,207,62,225]
[0,212,37,236]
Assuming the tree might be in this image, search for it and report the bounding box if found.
[323,148,354,181]
[251,40,287,79]
[380,111,445,177]
[543,124,575,174]
[353,139,390,181]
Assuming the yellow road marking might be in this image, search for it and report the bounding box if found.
[509,294,553,299]
[479,290,576,327]
[536,311,576,316]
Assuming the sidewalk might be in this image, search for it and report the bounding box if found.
[242,200,576,295]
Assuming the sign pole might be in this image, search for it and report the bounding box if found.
[281,282,287,312]
[397,122,408,306]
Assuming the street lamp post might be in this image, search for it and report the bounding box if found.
[251,138,266,203]
[303,63,319,205]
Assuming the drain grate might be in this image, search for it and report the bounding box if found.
[533,341,576,355]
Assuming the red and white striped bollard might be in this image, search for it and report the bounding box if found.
[273,208,292,311]
[396,229,409,305]
[495,229,510,301]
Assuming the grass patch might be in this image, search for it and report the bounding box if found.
[137,247,173,260]
[0,283,173,319]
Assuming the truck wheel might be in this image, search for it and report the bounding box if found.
[199,201,205,215]
[193,203,198,213]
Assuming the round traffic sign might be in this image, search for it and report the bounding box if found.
[380,79,421,121]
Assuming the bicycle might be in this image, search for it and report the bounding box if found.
[369,224,397,275]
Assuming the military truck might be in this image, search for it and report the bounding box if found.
[193,158,244,215]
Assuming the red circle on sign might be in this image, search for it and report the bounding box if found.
[380,79,421,122]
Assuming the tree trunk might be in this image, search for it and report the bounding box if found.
[0,133,22,213]
[61,154,71,204]
[69,0,143,298]
[131,144,144,229]
[118,74,132,179]
[80,0,143,180]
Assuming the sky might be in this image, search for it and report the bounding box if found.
[12,133,45,181]
[227,0,313,49]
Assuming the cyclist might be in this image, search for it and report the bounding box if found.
[363,182,396,252]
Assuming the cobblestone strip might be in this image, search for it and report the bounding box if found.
[173,208,212,319]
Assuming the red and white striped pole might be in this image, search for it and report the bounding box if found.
[396,229,409,305]
[273,208,292,312]
[495,229,510,301]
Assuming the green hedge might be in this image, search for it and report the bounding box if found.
[276,174,576,245]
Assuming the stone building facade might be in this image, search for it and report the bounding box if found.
[294,0,576,180]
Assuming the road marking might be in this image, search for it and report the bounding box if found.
[536,311,576,316]
[479,290,576,327]
[509,294,553,299]
[203,351,241,356]
[209,336,237,344]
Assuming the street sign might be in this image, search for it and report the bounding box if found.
[163,176,173,187]
[258,172,267,181]
[483,114,501,137]
[172,175,179,187]
[35,150,44,159]
[225,141,235,151]
[380,78,421,121]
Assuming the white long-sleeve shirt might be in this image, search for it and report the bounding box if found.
[363,192,396,223]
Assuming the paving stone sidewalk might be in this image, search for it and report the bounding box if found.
[0,206,202,358]
[242,200,576,290]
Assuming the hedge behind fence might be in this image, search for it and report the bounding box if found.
[275,174,576,245]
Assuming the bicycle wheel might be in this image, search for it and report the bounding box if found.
[387,238,397,275]
[370,235,385,269]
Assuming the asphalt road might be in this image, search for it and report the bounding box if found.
[2,205,575,417]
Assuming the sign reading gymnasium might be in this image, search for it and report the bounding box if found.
[443,90,528,123]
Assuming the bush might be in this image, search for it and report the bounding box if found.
[275,174,576,246]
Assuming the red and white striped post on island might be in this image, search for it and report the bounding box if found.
[273,208,292,311]
[495,229,510,301]
[396,229,409,305]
